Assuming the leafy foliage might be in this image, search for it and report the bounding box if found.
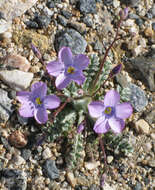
[105,132,133,156]
[47,105,77,142]
[117,85,131,102]
[65,134,84,169]
[63,82,79,98]
[83,54,112,94]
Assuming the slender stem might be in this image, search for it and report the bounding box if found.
[92,75,110,97]
[92,19,122,92]
[53,97,71,118]
[98,134,107,169]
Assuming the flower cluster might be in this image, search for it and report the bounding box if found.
[17,46,132,133]
[16,8,132,188]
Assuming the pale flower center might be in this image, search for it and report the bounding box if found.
[104,107,112,115]
[35,97,42,105]
[67,66,75,74]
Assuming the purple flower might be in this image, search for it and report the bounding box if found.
[16,82,60,124]
[46,47,89,89]
[88,90,132,134]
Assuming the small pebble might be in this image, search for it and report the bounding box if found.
[42,147,52,159]
[134,119,150,135]
[84,161,100,170]
[66,171,77,187]
[107,156,114,164]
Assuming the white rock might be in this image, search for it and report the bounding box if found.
[66,172,77,187]
[103,182,117,190]
[0,70,33,91]
[135,119,150,135]
[107,156,114,164]
[84,161,100,170]
[0,0,38,33]
[113,0,120,8]
[150,133,155,140]
[2,54,31,72]
[42,147,52,159]
[0,89,12,122]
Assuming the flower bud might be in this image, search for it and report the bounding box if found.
[119,8,129,20]
[109,64,122,78]
[31,43,42,60]
[77,123,85,133]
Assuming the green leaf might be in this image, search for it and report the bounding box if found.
[47,105,77,142]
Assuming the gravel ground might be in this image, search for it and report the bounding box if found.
[0,0,155,190]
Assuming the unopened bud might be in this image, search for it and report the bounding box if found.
[119,8,129,20]
[77,123,85,133]
[109,64,122,78]
[31,43,42,60]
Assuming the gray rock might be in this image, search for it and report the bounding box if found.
[34,15,51,29]
[120,0,140,7]
[0,169,27,190]
[0,0,37,33]
[57,15,68,26]
[130,56,155,91]
[103,0,113,5]
[128,83,148,112]
[61,10,72,19]
[133,182,142,190]
[93,40,103,54]
[55,28,87,54]
[78,0,97,14]
[0,89,13,122]
[0,69,33,91]
[21,149,32,161]
[43,159,59,180]
[83,15,93,27]
[17,114,29,125]
[89,184,100,190]
[151,4,155,18]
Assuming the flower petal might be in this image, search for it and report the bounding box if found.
[34,107,48,124]
[71,72,85,85]
[115,103,133,119]
[16,91,31,104]
[46,61,64,77]
[58,47,73,66]
[55,73,71,89]
[73,54,89,70]
[108,117,125,133]
[44,95,60,109]
[93,116,110,134]
[104,90,120,107]
[31,82,47,98]
[19,102,34,118]
[88,101,105,118]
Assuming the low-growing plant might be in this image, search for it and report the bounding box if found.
[16,8,133,187]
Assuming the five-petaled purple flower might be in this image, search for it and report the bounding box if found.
[88,90,132,134]
[16,82,60,124]
[46,47,89,89]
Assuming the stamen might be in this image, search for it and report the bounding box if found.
[35,97,42,105]
[104,107,112,114]
[67,66,75,74]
